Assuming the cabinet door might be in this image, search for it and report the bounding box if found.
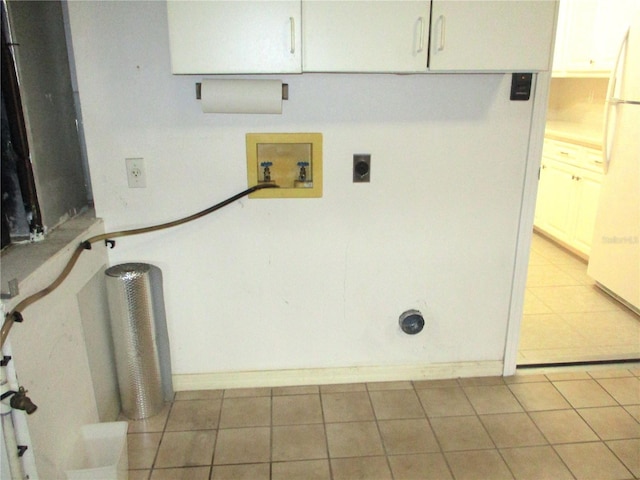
[534,162,552,228]
[540,161,575,243]
[167,1,301,74]
[560,0,599,71]
[555,0,639,74]
[302,1,429,72]
[429,1,557,72]
[572,171,602,255]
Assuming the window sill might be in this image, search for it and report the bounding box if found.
[1,209,104,307]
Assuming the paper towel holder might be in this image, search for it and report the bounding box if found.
[196,82,288,101]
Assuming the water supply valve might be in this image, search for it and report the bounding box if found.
[260,162,273,183]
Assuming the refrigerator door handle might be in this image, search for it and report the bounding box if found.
[603,27,630,174]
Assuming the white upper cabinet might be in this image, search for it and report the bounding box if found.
[166,0,557,74]
[302,1,430,73]
[428,1,557,72]
[166,1,302,74]
[553,0,640,76]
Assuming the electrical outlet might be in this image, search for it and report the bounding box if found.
[126,158,146,188]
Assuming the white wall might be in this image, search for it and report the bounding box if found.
[2,215,113,479]
[67,1,538,382]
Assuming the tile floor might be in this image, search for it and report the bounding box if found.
[126,366,640,480]
[518,233,640,365]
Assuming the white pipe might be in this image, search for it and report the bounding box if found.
[1,360,25,480]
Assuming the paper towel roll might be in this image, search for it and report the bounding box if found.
[200,79,283,114]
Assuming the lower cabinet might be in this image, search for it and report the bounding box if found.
[534,140,603,257]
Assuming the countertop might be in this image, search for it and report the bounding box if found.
[545,120,602,150]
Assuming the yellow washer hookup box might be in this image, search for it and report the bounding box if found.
[246,133,323,198]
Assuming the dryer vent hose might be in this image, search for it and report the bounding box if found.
[0,183,278,348]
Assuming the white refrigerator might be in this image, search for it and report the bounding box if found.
[588,14,640,314]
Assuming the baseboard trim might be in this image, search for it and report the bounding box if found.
[173,361,504,391]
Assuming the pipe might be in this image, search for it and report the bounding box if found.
[1,361,25,480]
[0,183,277,348]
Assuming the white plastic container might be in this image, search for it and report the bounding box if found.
[65,421,128,480]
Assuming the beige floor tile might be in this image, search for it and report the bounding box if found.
[219,396,270,428]
[413,378,459,389]
[213,427,270,465]
[528,285,622,313]
[330,456,392,480]
[272,394,323,425]
[544,371,591,381]
[587,368,634,380]
[527,248,552,266]
[553,379,618,408]
[387,453,453,480]
[325,421,384,458]
[272,385,320,395]
[458,376,505,386]
[416,387,475,417]
[526,264,580,287]
[369,389,424,420]
[124,404,171,433]
[210,463,270,480]
[128,470,150,480]
[624,404,640,422]
[557,262,595,285]
[175,389,223,401]
[128,432,162,470]
[429,416,494,451]
[554,442,633,480]
[480,413,547,448]
[462,385,523,414]
[155,430,216,468]
[271,459,331,480]
[500,445,574,480]
[561,311,640,346]
[378,419,439,454]
[518,313,587,350]
[504,374,549,384]
[445,450,513,480]
[523,289,553,315]
[165,399,221,431]
[150,466,210,480]
[596,377,640,405]
[607,439,640,478]
[272,424,328,462]
[320,383,367,393]
[223,387,271,398]
[578,407,640,440]
[508,382,571,411]
[367,380,414,390]
[529,409,598,444]
[321,391,374,422]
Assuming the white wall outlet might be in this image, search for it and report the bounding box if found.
[126,157,146,188]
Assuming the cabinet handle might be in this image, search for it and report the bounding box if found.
[437,15,446,51]
[417,16,425,53]
[559,151,569,156]
[289,17,295,54]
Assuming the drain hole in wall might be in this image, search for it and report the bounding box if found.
[399,310,425,335]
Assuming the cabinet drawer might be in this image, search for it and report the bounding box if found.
[543,139,581,161]
[583,148,605,172]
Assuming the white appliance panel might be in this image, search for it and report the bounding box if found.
[588,103,640,310]
[588,13,640,312]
